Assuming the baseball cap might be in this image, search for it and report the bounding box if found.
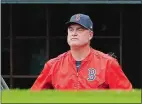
[65,13,93,31]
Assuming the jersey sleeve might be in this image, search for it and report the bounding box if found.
[30,61,53,91]
[106,59,132,90]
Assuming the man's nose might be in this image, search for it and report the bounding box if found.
[72,30,77,36]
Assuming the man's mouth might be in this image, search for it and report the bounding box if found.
[71,38,78,40]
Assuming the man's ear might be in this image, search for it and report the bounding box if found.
[89,31,93,40]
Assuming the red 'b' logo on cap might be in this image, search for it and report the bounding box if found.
[75,14,80,21]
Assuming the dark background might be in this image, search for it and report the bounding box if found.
[1,4,141,89]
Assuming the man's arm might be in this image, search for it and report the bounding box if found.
[106,59,132,90]
[31,62,53,91]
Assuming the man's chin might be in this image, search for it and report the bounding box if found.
[70,44,83,47]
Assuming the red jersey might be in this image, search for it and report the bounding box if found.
[31,48,132,91]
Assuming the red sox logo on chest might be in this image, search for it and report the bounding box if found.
[87,68,96,81]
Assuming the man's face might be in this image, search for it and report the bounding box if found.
[67,24,93,47]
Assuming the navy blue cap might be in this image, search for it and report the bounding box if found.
[66,13,93,31]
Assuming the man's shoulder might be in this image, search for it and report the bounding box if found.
[46,51,69,65]
[92,48,117,61]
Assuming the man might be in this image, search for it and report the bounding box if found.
[31,13,132,91]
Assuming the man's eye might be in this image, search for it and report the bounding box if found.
[69,28,73,31]
[78,28,83,31]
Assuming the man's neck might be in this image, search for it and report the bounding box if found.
[70,45,91,61]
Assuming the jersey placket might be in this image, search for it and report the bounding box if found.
[76,61,82,90]
[76,72,79,90]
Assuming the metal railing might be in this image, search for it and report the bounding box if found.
[1,75,9,90]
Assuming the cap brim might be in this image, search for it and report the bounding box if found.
[65,21,89,30]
